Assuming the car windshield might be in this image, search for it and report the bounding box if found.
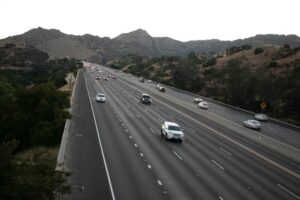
[97,94,105,97]
[142,95,150,99]
[168,125,181,131]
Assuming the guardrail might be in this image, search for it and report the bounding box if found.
[159,83,300,130]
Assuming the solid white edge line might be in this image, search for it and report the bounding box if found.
[276,183,300,199]
[211,160,225,170]
[111,68,300,180]
[117,77,300,179]
[84,73,116,200]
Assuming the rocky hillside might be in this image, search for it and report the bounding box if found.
[111,45,300,124]
[1,27,300,63]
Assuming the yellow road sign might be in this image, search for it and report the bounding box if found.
[261,102,267,109]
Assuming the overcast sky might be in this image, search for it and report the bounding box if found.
[1,0,299,41]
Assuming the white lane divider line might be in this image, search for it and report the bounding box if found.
[84,74,116,200]
[211,160,225,170]
[218,196,224,200]
[172,151,183,161]
[276,183,300,199]
[147,164,152,169]
[149,128,156,134]
[219,147,232,156]
[157,180,163,186]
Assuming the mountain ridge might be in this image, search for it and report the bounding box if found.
[1,27,300,63]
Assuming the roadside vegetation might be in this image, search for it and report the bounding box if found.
[0,43,82,199]
[108,45,300,125]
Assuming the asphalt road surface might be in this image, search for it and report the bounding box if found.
[63,64,300,200]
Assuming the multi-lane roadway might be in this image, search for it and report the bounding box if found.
[63,64,300,200]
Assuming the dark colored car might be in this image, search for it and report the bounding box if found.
[140,94,151,104]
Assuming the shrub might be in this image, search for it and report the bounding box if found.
[267,61,278,68]
[254,47,264,55]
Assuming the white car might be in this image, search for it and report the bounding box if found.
[243,120,261,130]
[147,80,152,83]
[193,98,204,104]
[197,102,208,109]
[161,122,184,142]
[96,93,106,103]
[254,114,268,122]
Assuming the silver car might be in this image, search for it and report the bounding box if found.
[96,93,106,103]
[254,114,268,122]
[197,101,208,109]
[193,98,204,104]
[243,120,261,130]
[161,122,184,142]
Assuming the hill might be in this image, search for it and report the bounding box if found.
[1,27,300,63]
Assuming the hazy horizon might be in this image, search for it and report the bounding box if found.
[1,0,299,42]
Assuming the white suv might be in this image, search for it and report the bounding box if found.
[96,93,106,102]
[161,122,184,142]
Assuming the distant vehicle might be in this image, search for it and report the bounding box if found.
[140,94,152,104]
[243,119,261,130]
[139,77,145,82]
[161,122,184,142]
[198,101,208,109]
[112,76,117,79]
[159,86,165,92]
[254,114,268,122]
[103,77,108,81]
[95,76,101,80]
[147,80,152,83]
[96,93,106,103]
[193,98,204,104]
[156,84,160,89]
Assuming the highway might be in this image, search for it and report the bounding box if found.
[64,64,300,200]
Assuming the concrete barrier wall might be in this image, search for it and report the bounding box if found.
[56,69,80,171]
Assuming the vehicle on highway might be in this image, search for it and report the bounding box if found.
[96,93,106,103]
[243,119,261,130]
[193,98,203,103]
[95,76,101,80]
[140,94,152,105]
[197,101,208,109]
[156,83,166,92]
[159,86,166,92]
[112,76,116,79]
[161,122,184,142]
[254,113,268,122]
[139,77,145,82]
[147,80,152,83]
